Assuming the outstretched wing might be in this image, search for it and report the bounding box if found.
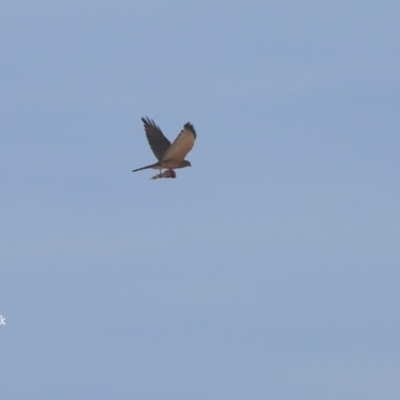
[141,117,171,161]
[162,123,196,162]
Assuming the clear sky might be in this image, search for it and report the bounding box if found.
[1,1,400,399]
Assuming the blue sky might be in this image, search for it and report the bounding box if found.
[1,1,400,399]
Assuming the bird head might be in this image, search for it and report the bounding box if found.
[183,160,192,168]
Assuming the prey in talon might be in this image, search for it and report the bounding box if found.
[150,169,177,180]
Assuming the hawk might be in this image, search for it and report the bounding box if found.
[132,117,196,179]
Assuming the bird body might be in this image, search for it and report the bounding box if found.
[133,117,196,179]
[132,159,191,172]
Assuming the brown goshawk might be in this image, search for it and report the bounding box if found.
[132,117,196,179]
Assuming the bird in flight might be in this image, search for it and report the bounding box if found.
[132,117,196,179]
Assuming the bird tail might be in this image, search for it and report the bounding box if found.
[132,163,159,172]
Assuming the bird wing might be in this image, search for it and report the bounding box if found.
[141,117,171,161]
[162,123,196,161]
